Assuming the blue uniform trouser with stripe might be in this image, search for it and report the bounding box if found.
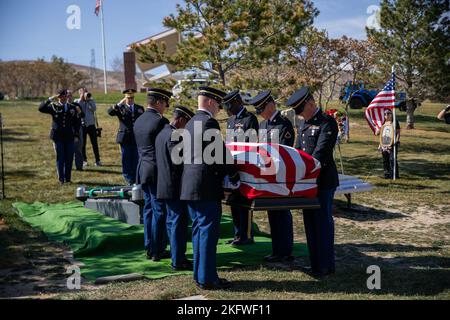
[74,128,83,170]
[120,144,139,184]
[142,183,169,255]
[54,140,74,183]
[187,200,221,285]
[231,206,253,241]
[303,188,336,271]
[165,199,189,267]
[267,210,293,256]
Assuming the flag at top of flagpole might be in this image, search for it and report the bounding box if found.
[365,71,396,134]
[95,0,101,16]
[94,0,108,94]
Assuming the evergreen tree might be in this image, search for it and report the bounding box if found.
[367,0,450,128]
[133,0,318,88]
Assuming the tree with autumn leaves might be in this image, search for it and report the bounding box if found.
[134,0,379,109]
[133,0,318,87]
[0,56,87,99]
[135,0,449,118]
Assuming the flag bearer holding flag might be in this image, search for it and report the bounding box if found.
[378,109,400,179]
[365,67,400,180]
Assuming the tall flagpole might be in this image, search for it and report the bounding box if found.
[100,0,108,94]
[392,65,397,181]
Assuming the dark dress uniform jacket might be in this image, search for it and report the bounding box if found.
[108,103,144,145]
[180,110,239,201]
[39,100,80,142]
[295,110,339,189]
[226,108,259,142]
[259,111,295,147]
[134,108,169,185]
[155,124,183,200]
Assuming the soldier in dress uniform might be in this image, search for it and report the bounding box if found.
[286,86,339,276]
[156,106,195,271]
[180,86,240,290]
[134,88,172,261]
[39,89,81,184]
[224,89,259,246]
[67,90,85,171]
[107,89,144,185]
[248,90,295,262]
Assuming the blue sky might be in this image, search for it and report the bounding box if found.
[0,0,379,70]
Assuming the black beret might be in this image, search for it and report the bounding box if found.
[147,88,173,101]
[174,105,195,120]
[198,86,226,103]
[285,86,312,114]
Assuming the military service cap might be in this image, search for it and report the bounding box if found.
[247,90,274,115]
[122,89,137,98]
[174,105,195,120]
[147,88,173,101]
[198,86,226,104]
[222,89,241,110]
[285,86,312,115]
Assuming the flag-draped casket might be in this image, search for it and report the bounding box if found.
[225,142,321,199]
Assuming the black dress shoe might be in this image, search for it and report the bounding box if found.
[264,255,282,262]
[196,278,232,290]
[172,260,193,271]
[151,250,171,261]
[146,250,153,260]
[231,238,255,246]
[299,266,318,275]
[160,250,171,259]
[280,255,295,262]
[300,266,335,277]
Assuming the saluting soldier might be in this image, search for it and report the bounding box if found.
[156,106,195,271]
[180,86,240,290]
[67,90,85,171]
[134,88,172,261]
[39,89,81,184]
[248,90,295,262]
[224,89,259,246]
[108,89,144,185]
[286,86,339,276]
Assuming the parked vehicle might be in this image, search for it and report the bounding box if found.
[172,78,217,98]
[339,80,408,110]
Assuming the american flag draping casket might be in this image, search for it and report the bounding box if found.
[225,142,321,199]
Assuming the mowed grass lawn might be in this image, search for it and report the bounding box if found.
[0,96,449,299]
